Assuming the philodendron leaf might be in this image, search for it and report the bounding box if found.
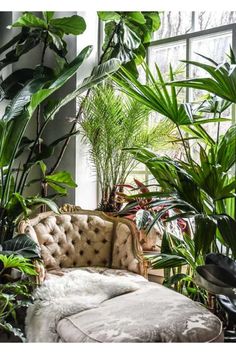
[2,234,41,259]
[49,15,86,35]
[11,13,47,29]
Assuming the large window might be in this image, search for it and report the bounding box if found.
[130,12,236,184]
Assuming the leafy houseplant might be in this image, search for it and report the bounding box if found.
[80,84,177,211]
[0,12,120,244]
[48,11,161,179]
[0,254,38,342]
[113,51,236,296]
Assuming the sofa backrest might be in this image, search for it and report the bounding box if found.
[18,210,147,276]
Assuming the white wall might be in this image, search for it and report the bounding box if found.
[75,11,99,209]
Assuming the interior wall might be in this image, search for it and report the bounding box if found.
[75,11,99,210]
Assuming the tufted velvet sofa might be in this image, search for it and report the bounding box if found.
[18,208,224,343]
[18,208,147,283]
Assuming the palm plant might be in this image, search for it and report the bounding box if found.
[124,120,236,258]
[113,51,236,301]
[80,84,178,211]
[169,48,236,103]
[112,61,229,163]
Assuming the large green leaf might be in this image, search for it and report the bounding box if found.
[113,63,193,126]
[11,13,47,29]
[215,214,236,259]
[49,15,86,35]
[43,12,54,23]
[169,51,236,104]
[44,58,120,121]
[45,171,77,188]
[2,234,41,259]
[148,253,188,269]
[194,215,217,258]
[216,124,236,172]
[97,12,121,21]
[26,197,59,214]
[28,45,92,115]
[100,11,160,75]
[0,69,35,101]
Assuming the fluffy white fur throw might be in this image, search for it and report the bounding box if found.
[25,269,139,342]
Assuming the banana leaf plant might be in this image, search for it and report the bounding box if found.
[0,43,120,243]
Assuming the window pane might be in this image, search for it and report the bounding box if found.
[189,32,232,140]
[153,12,193,40]
[189,31,232,101]
[148,41,186,81]
[195,11,236,31]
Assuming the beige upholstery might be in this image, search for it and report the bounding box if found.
[18,209,147,280]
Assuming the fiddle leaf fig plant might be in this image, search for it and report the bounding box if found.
[0,12,121,244]
[98,11,161,76]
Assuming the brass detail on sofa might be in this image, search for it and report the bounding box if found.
[18,208,147,282]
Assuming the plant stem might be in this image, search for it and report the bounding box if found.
[176,125,191,163]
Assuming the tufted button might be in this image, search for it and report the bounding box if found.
[59,262,62,267]
[102,259,107,265]
[117,249,119,254]
[125,253,128,259]
[73,261,76,266]
[123,239,127,244]
[79,229,83,234]
[87,239,91,245]
[58,241,61,246]
[79,250,84,256]
[65,251,69,256]
[87,260,92,266]
[72,240,75,245]
[94,228,99,234]
[94,249,99,254]
[52,252,56,257]
[102,239,107,244]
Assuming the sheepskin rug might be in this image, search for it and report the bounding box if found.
[25,269,139,342]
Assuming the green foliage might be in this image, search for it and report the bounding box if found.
[0,12,121,243]
[80,84,178,211]
[0,256,36,341]
[169,50,236,103]
[113,61,229,128]
[146,232,207,303]
[1,234,41,259]
[98,11,161,76]
[0,254,37,277]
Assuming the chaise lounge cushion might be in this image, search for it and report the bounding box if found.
[56,268,223,343]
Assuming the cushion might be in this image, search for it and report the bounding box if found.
[57,271,223,343]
